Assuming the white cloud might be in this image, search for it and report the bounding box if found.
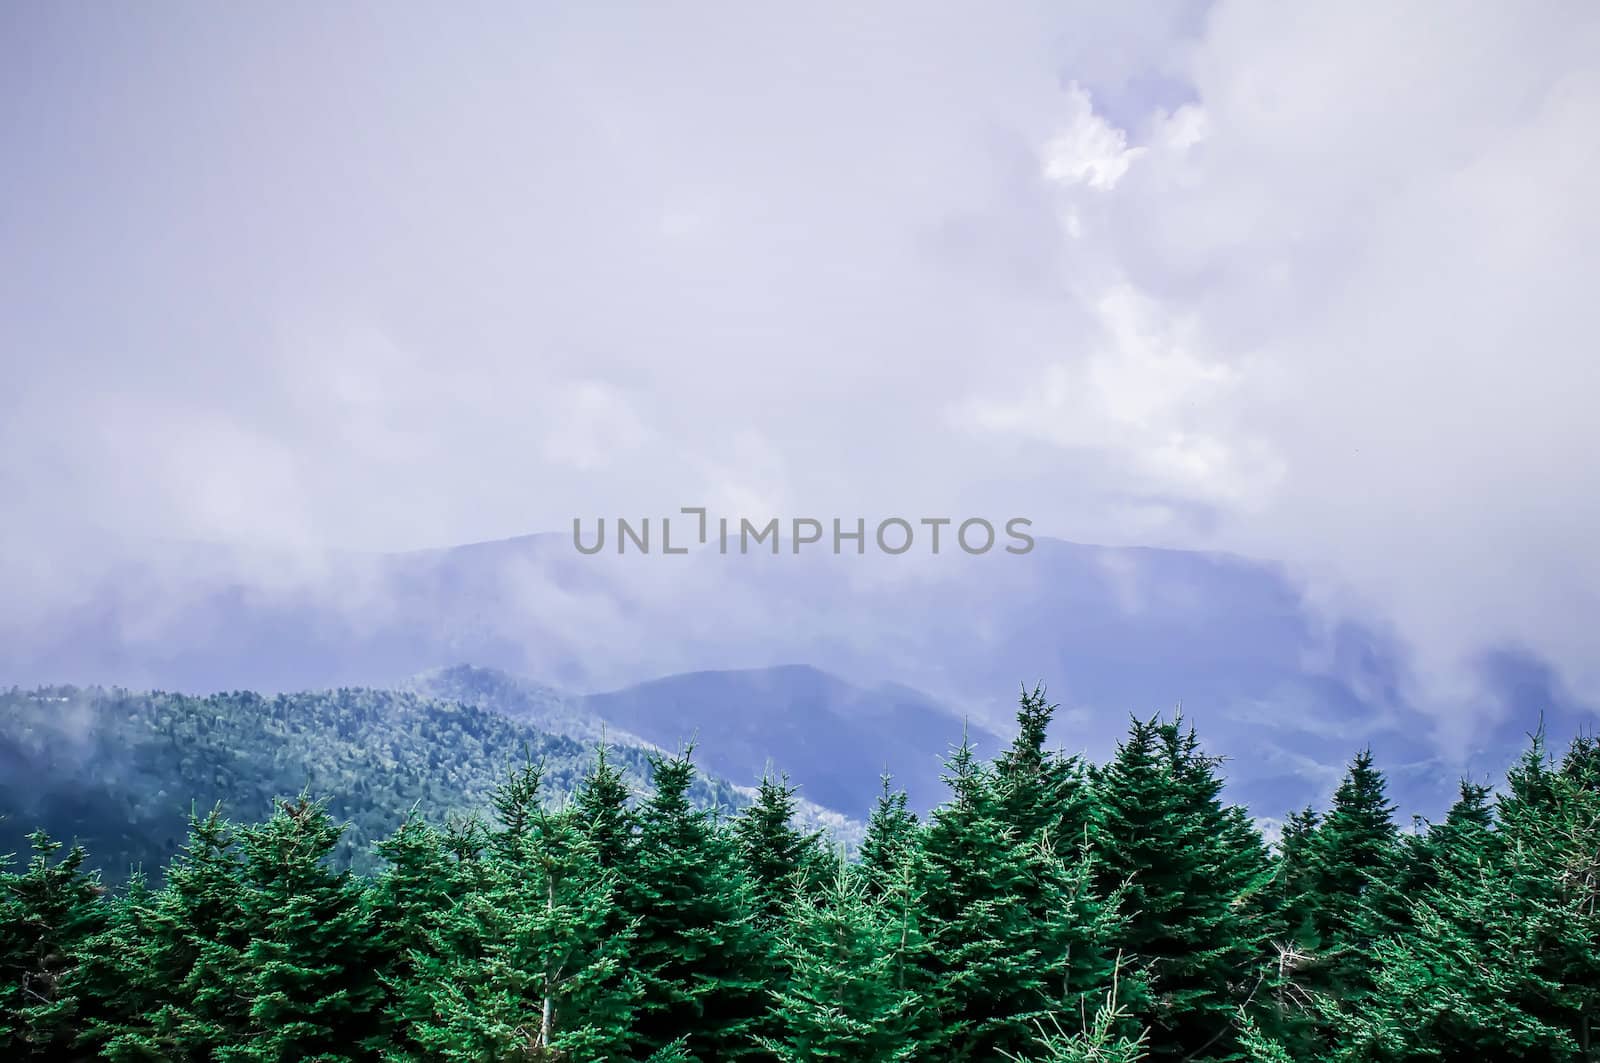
[542,380,652,473]
[4,1,1599,747]
[1042,83,1145,191]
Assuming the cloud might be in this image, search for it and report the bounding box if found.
[3,1,1599,748]
[1042,83,1145,192]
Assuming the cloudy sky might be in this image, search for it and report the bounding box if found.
[3,3,1598,716]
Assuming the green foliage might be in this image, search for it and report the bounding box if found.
[402,765,638,1061]
[1006,967,1149,1063]
[733,774,826,922]
[1091,716,1271,1062]
[3,682,1597,1061]
[919,707,1127,1061]
[858,774,918,893]
[621,750,770,1061]
[0,686,757,882]
[1307,749,1404,997]
[761,862,922,1061]
[226,796,386,1060]
[0,831,107,1057]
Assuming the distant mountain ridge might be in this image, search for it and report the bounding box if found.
[403,663,988,815]
[2,533,1591,821]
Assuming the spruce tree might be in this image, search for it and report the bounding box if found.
[370,813,459,1058]
[573,743,638,874]
[1091,716,1270,1063]
[407,789,637,1061]
[0,831,108,1058]
[1263,807,1321,1056]
[1304,749,1401,1004]
[920,738,1123,1061]
[624,750,768,1061]
[761,862,921,1061]
[1270,806,1320,947]
[59,870,160,1059]
[104,807,252,1060]
[733,773,825,922]
[1408,779,1495,892]
[993,685,1095,850]
[858,774,919,895]
[224,797,385,1062]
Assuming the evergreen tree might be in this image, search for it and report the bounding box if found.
[761,862,921,1061]
[573,743,638,874]
[58,870,160,1059]
[101,807,253,1060]
[370,813,460,1059]
[624,751,768,1061]
[1406,779,1495,894]
[0,831,108,1058]
[993,686,1095,850]
[1325,733,1600,1060]
[1328,848,1577,1059]
[858,774,918,895]
[225,797,385,1062]
[1304,749,1402,1003]
[1263,807,1321,1056]
[920,738,1123,1061]
[407,794,637,1061]
[1091,716,1271,1063]
[1270,806,1321,946]
[17,684,1600,1063]
[733,773,824,922]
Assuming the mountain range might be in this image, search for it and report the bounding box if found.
[2,532,1590,822]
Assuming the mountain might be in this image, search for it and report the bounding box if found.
[404,663,901,817]
[0,684,853,881]
[578,665,994,815]
[2,533,1589,821]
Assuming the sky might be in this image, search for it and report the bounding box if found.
[3,2,1599,729]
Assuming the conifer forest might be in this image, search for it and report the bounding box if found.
[4,686,1597,1062]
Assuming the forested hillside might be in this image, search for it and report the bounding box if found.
[4,686,1597,1061]
[0,686,764,878]
[410,662,995,814]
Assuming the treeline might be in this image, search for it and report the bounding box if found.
[3,687,1598,1061]
[0,686,754,877]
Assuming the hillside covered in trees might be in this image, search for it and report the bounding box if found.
[0,686,779,878]
[3,686,1598,1061]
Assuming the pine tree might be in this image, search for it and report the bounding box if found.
[1328,846,1576,1059]
[1091,716,1271,1063]
[920,737,1124,1061]
[1270,807,1320,946]
[573,743,638,874]
[98,807,253,1060]
[623,750,768,1061]
[1263,807,1321,1056]
[1407,779,1494,894]
[993,685,1095,850]
[733,773,825,921]
[761,861,921,1061]
[858,774,918,895]
[57,870,158,1059]
[224,796,386,1062]
[1323,733,1600,1060]
[407,777,638,1061]
[1304,749,1402,1004]
[0,830,108,1058]
[370,813,459,1059]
